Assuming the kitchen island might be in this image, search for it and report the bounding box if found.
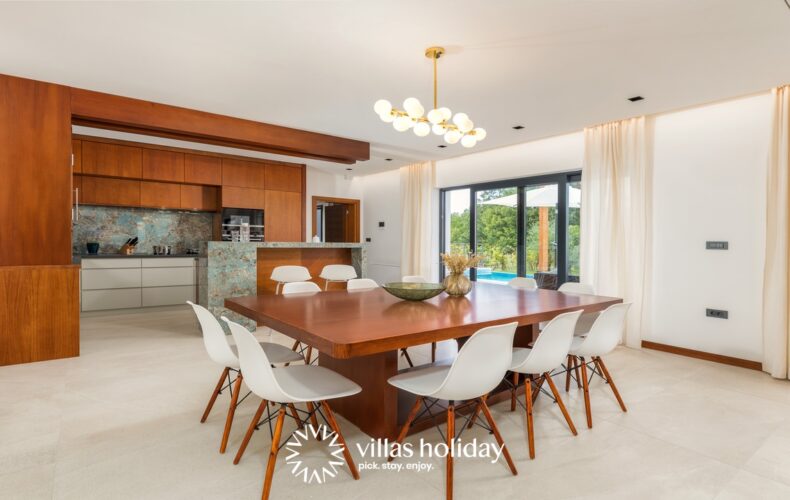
[198,241,366,328]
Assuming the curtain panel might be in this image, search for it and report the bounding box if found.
[400,161,436,279]
[762,85,790,379]
[580,117,653,348]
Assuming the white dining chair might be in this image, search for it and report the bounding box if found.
[270,265,312,294]
[281,281,322,363]
[387,322,519,500]
[223,317,362,500]
[539,282,598,337]
[187,301,303,454]
[508,277,538,290]
[319,264,358,290]
[347,278,379,290]
[509,310,581,459]
[567,303,631,428]
[401,275,427,283]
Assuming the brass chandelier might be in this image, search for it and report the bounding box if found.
[374,46,486,148]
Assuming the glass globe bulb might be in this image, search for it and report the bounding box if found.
[403,98,424,119]
[432,123,447,135]
[461,134,477,148]
[379,111,395,123]
[444,130,462,144]
[439,107,452,121]
[413,122,431,137]
[473,127,487,141]
[393,116,413,132]
[374,99,392,116]
[452,112,469,127]
[458,118,474,133]
[427,108,444,124]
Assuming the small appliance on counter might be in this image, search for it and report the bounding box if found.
[221,208,264,242]
[152,245,173,255]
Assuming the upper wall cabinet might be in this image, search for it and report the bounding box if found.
[222,158,266,189]
[184,154,221,185]
[72,139,82,173]
[81,176,141,207]
[82,141,142,178]
[140,181,181,209]
[142,149,184,183]
[264,163,303,192]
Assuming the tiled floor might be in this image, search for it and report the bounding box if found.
[2,307,790,499]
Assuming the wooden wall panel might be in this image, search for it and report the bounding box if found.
[72,139,82,173]
[264,163,303,192]
[0,75,72,266]
[140,181,181,209]
[256,248,352,294]
[265,190,302,242]
[184,154,221,185]
[82,141,142,178]
[81,176,141,207]
[0,265,80,366]
[142,149,184,182]
[222,158,266,188]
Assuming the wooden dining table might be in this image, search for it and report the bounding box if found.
[225,282,622,439]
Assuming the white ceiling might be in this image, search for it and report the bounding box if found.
[2,0,790,175]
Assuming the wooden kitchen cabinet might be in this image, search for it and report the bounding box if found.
[221,186,266,210]
[265,190,302,241]
[180,184,218,211]
[184,154,221,185]
[264,163,303,192]
[140,181,181,209]
[142,149,184,182]
[72,139,82,173]
[222,158,266,188]
[82,141,142,178]
[81,176,141,207]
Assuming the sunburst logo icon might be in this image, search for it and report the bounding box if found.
[285,425,346,484]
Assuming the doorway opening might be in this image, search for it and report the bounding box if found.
[312,196,360,243]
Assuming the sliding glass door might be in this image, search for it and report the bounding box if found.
[439,171,581,289]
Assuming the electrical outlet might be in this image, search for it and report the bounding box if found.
[706,241,728,250]
[706,308,728,319]
[378,221,385,228]
[365,237,371,242]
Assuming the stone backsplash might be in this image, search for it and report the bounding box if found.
[73,206,214,255]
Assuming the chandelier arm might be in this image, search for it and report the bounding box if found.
[433,54,438,110]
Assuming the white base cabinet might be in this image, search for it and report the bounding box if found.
[80,257,197,312]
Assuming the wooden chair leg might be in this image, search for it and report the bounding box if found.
[234,399,268,465]
[305,402,322,440]
[579,357,592,428]
[401,348,414,367]
[261,406,287,500]
[290,339,300,352]
[202,367,229,423]
[595,357,627,412]
[431,342,437,362]
[544,372,577,436]
[321,401,361,480]
[220,372,244,453]
[446,403,454,500]
[479,399,518,476]
[524,378,535,459]
[573,356,582,389]
[467,394,485,429]
[510,371,519,411]
[287,404,303,429]
[305,346,313,364]
[390,397,424,461]
[565,355,573,392]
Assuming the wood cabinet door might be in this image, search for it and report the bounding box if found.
[184,154,221,185]
[82,141,142,178]
[142,149,184,182]
[72,139,82,173]
[221,186,266,210]
[264,163,303,192]
[81,176,141,207]
[140,181,181,209]
[265,190,302,242]
[181,185,218,211]
[222,158,266,188]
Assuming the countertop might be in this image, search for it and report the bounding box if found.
[73,253,200,262]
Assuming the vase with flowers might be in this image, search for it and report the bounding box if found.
[441,252,483,296]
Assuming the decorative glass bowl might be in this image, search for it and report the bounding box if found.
[382,282,445,301]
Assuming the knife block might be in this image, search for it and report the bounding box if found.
[119,244,135,255]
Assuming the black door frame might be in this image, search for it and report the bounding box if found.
[439,171,582,285]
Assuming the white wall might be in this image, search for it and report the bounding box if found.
[305,167,363,241]
[648,93,770,361]
[361,169,403,284]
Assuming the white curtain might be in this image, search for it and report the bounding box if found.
[400,161,436,279]
[580,117,653,348]
[762,85,790,379]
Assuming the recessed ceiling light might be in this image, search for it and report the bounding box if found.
[512,125,525,130]
[385,158,392,161]
[438,144,447,148]
[628,96,644,102]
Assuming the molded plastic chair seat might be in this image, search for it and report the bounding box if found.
[388,365,452,397]
[508,277,538,290]
[271,266,312,294]
[509,347,532,370]
[282,281,322,294]
[229,343,303,367]
[539,282,597,335]
[320,264,358,289]
[347,278,378,290]
[271,364,362,403]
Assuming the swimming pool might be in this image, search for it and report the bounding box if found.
[476,270,524,283]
